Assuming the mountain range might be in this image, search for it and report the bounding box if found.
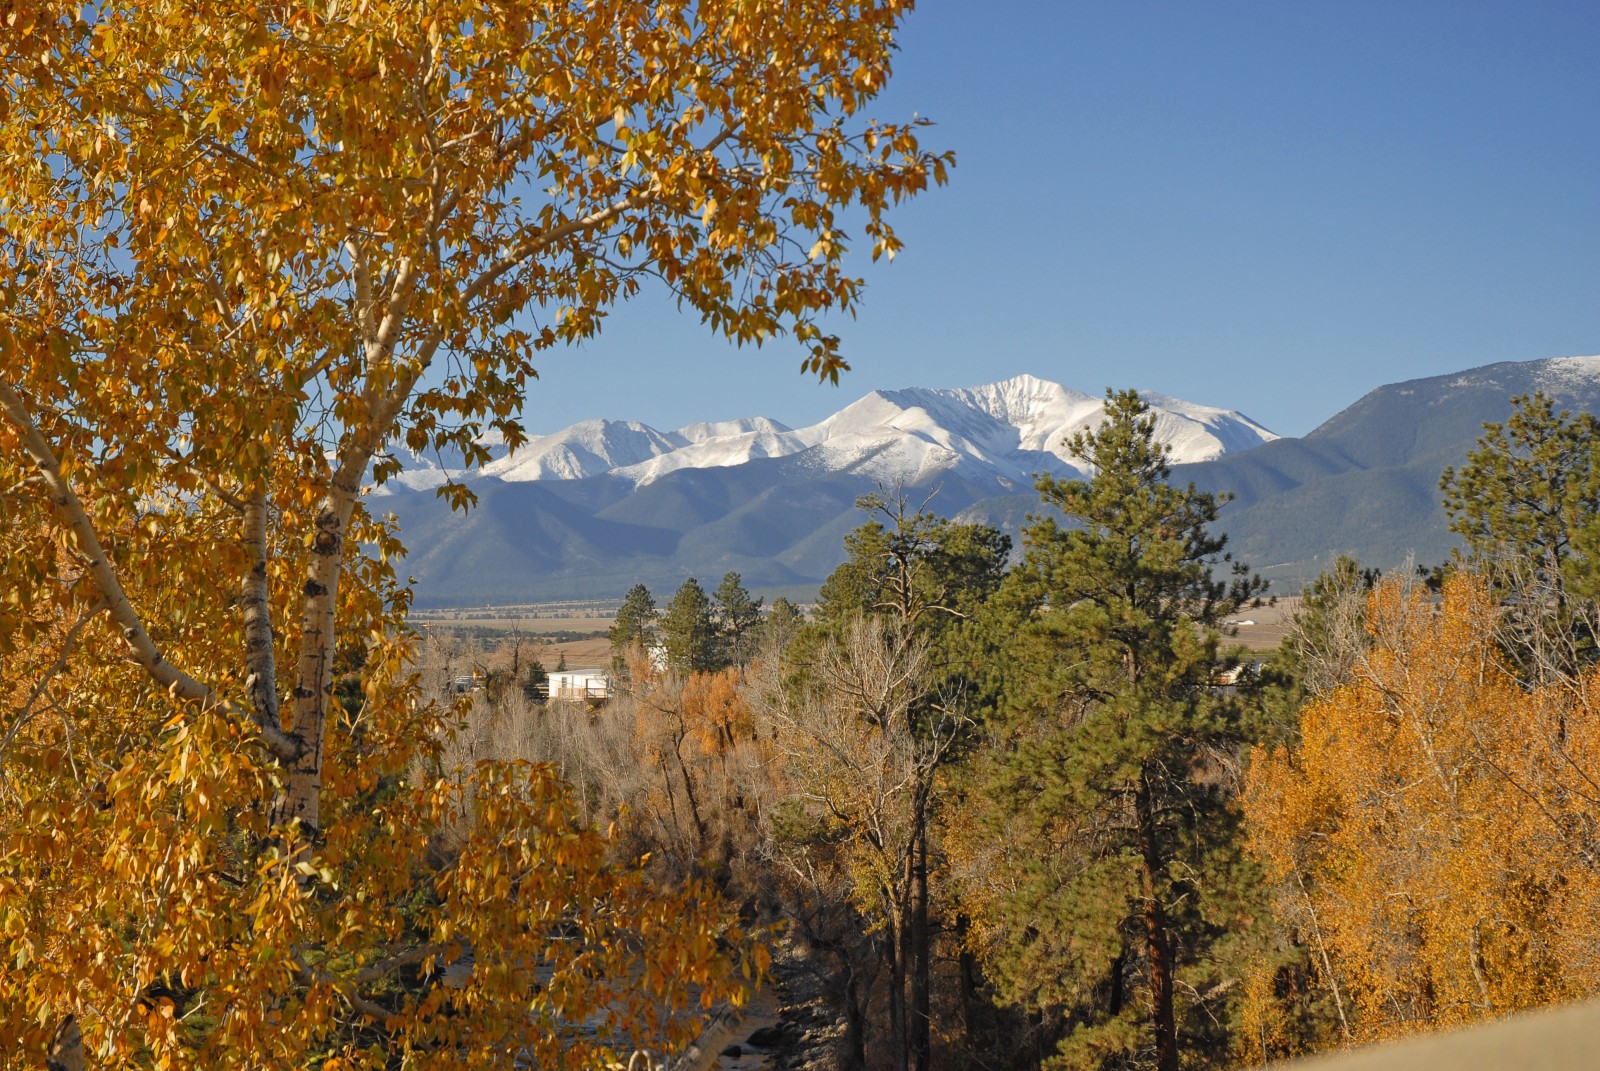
[382,375,1276,495]
[378,357,1600,605]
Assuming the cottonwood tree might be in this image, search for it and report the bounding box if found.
[1245,574,1600,1051]
[773,494,1008,1071]
[751,614,958,1071]
[0,2,944,1065]
[621,664,769,884]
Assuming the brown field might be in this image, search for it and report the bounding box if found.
[412,602,617,671]
[1224,595,1299,653]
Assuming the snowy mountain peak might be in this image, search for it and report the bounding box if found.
[1534,355,1600,393]
[376,375,1279,495]
[674,416,794,443]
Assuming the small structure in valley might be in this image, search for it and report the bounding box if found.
[546,669,609,702]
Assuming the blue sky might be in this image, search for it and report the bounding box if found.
[522,1,1599,439]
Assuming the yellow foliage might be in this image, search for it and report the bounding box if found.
[1244,575,1600,1053]
[0,0,942,1059]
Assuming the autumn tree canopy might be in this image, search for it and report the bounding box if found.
[1245,575,1600,1050]
[0,1,945,1065]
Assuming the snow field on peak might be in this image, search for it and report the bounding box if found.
[1534,355,1600,392]
[406,374,1280,491]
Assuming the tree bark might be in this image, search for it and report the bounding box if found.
[841,961,870,1071]
[0,372,303,761]
[278,484,358,835]
[909,807,932,1071]
[240,487,280,731]
[956,913,982,1051]
[887,903,908,1071]
[46,1015,85,1071]
[1136,773,1179,1071]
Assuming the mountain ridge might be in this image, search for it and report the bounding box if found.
[381,356,1600,606]
[380,373,1278,498]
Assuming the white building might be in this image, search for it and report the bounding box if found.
[546,669,609,701]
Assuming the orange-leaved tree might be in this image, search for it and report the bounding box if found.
[1243,574,1600,1058]
[0,1,943,1065]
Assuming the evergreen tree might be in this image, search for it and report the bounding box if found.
[662,577,721,675]
[1441,392,1600,591]
[970,389,1264,1071]
[809,488,1010,646]
[1441,391,1600,680]
[713,571,764,668]
[610,583,659,670]
[521,658,549,703]
[760,596,804,655]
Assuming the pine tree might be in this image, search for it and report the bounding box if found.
[662,578,721,675]
[713,572,764,669]
[760,596,804,655]
[610,583,659,672]
[522,658,549,703]
[970,389,1264,1071]
[1441,391,1600,681]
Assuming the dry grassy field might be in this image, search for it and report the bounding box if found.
[1223,595,1299,652]
[412,601,617,670]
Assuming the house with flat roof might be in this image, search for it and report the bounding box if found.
[546,669,609,702]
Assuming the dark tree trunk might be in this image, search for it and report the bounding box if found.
[47,1016,85,1071]
[1136,774,1179,1071]
[1108,945,1127,1018]
[956,913,982,1050]
[841,962,871,1071]
[910,816,932,1071]
[887,906,908,1071]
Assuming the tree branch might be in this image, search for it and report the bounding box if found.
[0,370,304,763]
[240,485,281,731]
[0,598,106,768]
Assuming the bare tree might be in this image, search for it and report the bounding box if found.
[751,614,962,1071]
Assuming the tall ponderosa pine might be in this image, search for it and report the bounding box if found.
[662,577,721,675]
[969,389,1263,1071]
[1441,391,1600,681]
[810,489,1011,644]
[611,584,659,650]
[713,571,764,669]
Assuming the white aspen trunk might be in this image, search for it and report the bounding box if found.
[0,374,303,760]
[280,477,360,835]
[241,488,280,729]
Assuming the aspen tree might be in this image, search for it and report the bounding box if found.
[0,2,938,1064]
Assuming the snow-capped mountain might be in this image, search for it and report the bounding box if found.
[379,375,1277,495]
[789,376,1275,486]
[379,355,1600,606]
